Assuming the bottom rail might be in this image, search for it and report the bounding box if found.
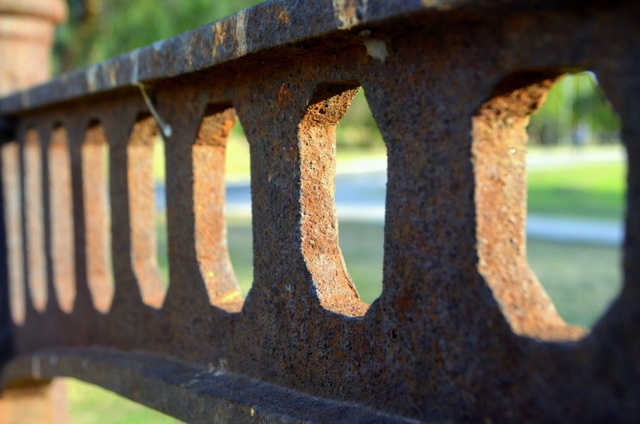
[0,348,414,424]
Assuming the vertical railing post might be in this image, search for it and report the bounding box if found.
[0,0,67,422]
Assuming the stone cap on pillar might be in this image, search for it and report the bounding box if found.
[0,0,67,95]
[0,0,66,22]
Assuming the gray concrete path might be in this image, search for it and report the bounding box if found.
[224,175,623,246]
[162,145,627,246]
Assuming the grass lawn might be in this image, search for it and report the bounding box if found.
[67,380,181,424]
[528,162,625,220]
[227,220,620,327]
[181,219,624,328]
[227,218,386,302]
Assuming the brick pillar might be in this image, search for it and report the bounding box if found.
[0,1,68,423]
[0,0,67,95]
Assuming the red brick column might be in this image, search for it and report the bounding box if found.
[0,1,68,422]
[0,0,66,95]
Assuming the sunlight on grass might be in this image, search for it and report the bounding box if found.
[336,88,385,301]
[152,126,255,183]
[227,220,385,303]
[67,379,181,424]
[226,125,251,180]
[225,220,620,326]
[155,140,169,288]
[527,239,621,327]
[528,162,625,220]
[227,216,253,296]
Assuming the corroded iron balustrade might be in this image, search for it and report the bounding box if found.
[0,0,639,422]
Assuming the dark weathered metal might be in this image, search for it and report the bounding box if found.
[0,0,639,422]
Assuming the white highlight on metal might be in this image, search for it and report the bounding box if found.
[135,83,173,138]
[152,40,165,52]
[214,358,227,376]
[108,64,117,87]
[86,64,99,92]
[235,11,248,56]
[363,38,388,61]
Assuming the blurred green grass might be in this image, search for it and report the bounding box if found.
[528,162,625,220]
[227,220,622,328]
[67,380,181,424]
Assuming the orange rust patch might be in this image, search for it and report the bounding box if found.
[277,83,294,106]
[277,9,290,24]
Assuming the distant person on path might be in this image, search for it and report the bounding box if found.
[572,121,589,151]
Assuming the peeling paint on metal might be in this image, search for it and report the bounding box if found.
[363,38,388,61]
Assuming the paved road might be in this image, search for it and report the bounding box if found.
[160,146,626,246]
[223,173,623,246]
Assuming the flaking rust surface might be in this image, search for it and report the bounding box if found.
[1,0,639,422]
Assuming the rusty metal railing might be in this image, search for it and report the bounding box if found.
[0,0,639,422]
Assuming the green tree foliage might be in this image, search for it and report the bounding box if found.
[528,72,621,145]
[54,0,264,72]
[336,90,384,150]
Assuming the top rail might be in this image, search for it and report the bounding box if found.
[0,0,611,115]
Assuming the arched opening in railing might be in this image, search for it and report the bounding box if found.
[334,88,386,305]
[524,72,623,327]
[81,121,114,313]
[1,140,25,324]
[48,124,76,313]
[22,128,47,313]
[298,82,388,317]
[192,105,248,312]
[224,112,253,300]
[127,115,168,309]
[473,69,624,340]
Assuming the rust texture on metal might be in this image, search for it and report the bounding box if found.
[0,0,638,422]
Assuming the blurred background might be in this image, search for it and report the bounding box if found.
[52,1,624,423]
